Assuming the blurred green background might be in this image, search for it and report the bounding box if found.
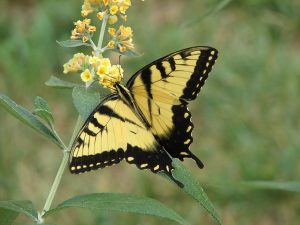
[0,0,300,224]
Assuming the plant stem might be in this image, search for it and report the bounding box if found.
[41,151,69,216]
[50,124,67,150]
[41,117,83,218]
[40,10,108,222]
[96,14,109,55]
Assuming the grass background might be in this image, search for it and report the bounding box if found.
[0,0,300,224]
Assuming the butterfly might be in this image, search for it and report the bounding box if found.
[69,46,218,187]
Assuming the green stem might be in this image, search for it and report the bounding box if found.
[96,14,109,56]
[41,117,83,219]
[40,10,109,223]
[41,151,69,216]
[50,124,67,150]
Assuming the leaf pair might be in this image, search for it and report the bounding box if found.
[0,94,64,149]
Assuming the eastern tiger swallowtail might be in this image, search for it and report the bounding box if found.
[69,46,218,187]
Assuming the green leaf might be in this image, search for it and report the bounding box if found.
[0,93,64,149]
[0,200,38,221]
[45,193,190,225]
[45,76,79,89]
[33,96,54,126]
[0,209,19,225]
[169,159,223,225]
[72,86,101,121]
[240,181,300,193]
[57,40,91,48]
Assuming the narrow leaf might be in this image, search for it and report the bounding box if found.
[45,193,190,225]
[0,200,37,221]
[45,76,79,89]
[240,181,300,193]
[169,159,223,225]
[0,93,63,149]
[33,96,54,125]
[0,209,19,225]
[72,86,101,120]
[57,40,91,48]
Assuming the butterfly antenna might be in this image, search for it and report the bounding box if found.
[118,54,122,65]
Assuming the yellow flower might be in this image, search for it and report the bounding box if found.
[74,19,91,33]
[100,76,114,89]
[98,63,124,90]
[108,15,118,24]
[89,56,99,64]
[70,19,96,42]
[110,5,119,15]
[107,40,115,48]
[100,58,111,68]
[63,53,89,74]
[108,27,116,36]
[97,65,110,76]
[103,0,109,6]
[119,45,126,52]
[122,38,134,49]
[81,69,92,82]
[88,26,96,32]
[88,56,100,70]
[81,0,93,17]
[82,36,89,42]
[71,29,80,40]
[97,11,105,21]
[119,6,126,14]
[122,0,132,6]
[120,26,133,38]
[109,65,124,80]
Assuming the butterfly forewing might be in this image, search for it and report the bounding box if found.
[127,46,218,167]
[127,46,218,101]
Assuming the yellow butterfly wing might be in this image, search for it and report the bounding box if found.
[69,94,180,184]
[126,46,218,167]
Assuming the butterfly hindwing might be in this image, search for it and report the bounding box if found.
[127,46,218,166]
[69,94,180,185]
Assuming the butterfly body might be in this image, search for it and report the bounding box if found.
[69,46,218,186]
[114,82,151,128]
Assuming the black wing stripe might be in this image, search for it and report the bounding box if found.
[98,105,143,128]
[98,105,124,121]
[156,62,168,79]
[140,67,153,122]
[168,57,176,71]
[90,117,105,130]
[140,67,153,98]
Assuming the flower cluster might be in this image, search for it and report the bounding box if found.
[63,0,143,90]
[64,54,123,89]
[108,25,134,52]
[71,19,96,43]
[82,0,133,24]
